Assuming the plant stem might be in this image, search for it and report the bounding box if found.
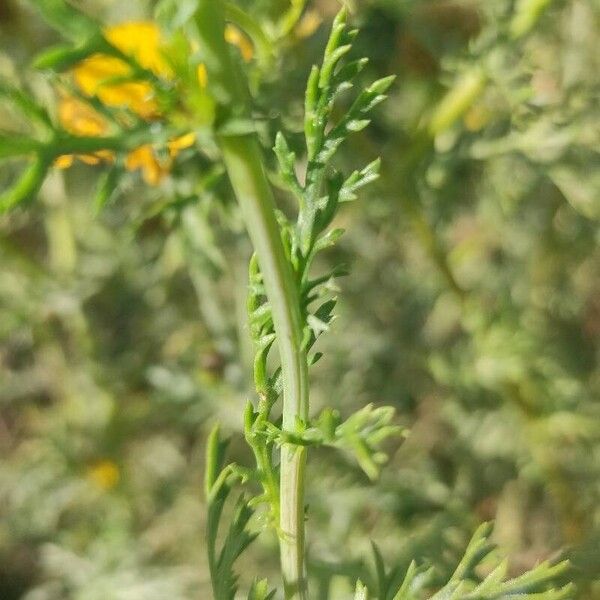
[219,135,309,599]
[219,135,309,428]
[279,444,307,598]
[194,2,309,596]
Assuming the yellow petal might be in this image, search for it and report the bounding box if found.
[73,54,130,96]
[464,105,491,132]
[80,155,101,165]
[125,144,168,185]
[197,63,208,89]
[95,149,116,162]
[72,22,168,119]
[224,24,254,62]
[97,81,158,118]
[72,54,159,118]
[104,22,172,78]
[58,96,109,136]
[87,460,120,490]
[296,10,322,39]
[54,154,74,169]
[168,132,196,157]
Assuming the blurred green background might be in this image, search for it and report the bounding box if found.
[0,0,599,598]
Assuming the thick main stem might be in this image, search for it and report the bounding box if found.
[194,3,309,596]
[220,135,310,599]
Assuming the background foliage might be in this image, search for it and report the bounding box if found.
[0,0,598,598]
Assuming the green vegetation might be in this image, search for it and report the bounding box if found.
[0,0,598,598]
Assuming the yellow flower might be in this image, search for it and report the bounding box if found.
[197,63,208,89]
[295,10,322,39]
[167,131,197,157]
[125,144,167,185]
[463,105,491,132]
[55,96,115,167]
[72,22,170,119]
[224,24,254,62]
[87,459,120,490]
[55,95,194,184]
[58,95,108,136]
[54,154,74,169]
[104,22,172,77]
[73,56,159,119]
[54,20,250,184]
[73,21,244,118]
[123,133,196,185]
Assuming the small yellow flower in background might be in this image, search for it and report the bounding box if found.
[167,131,197,157]
[295,10,322,39]
[71,21,252,120]
[464,105,491,132]
[125,145,167,186]
[54,154,74,169]
[87,459,120,490]
[197,63,208,89]
[224,24,254,62]
[123,133,197,185]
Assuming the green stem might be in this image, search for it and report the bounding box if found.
[219,135,309,599]
[195,2,309,596]
[219,135,309,427]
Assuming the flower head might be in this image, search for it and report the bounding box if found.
[55,20,253,185]
[87,459,120,490]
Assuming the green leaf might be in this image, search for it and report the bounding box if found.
[392,561,420,600]
[247,578,276,600]
[354,580,370,600]
[274,132,302,198]
[94,166,122,213]
[0,155,49,214]
[340,159,381,202]
[29,0,99,42]
[205,424,229,499]
[155,0,199,30]
[0,83,52,129]
[205,425,259,600]
[428,68,486,136]
[32,38,104,71]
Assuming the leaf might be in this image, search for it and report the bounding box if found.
[204,424,230,499]
[354,579,370,600]
[32,39,104,71]
[392,561,420,600]
[549,164,600,221]
[0,155,49,214]
[155,0,199,30]
[0,83,52,129]
[205,426,259,600]
[247,578,276,600]
[428,68,486,136]
[340,159,381,202]
[94,166,122,213]
[274,132,302,197]
[30,0,99,42]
